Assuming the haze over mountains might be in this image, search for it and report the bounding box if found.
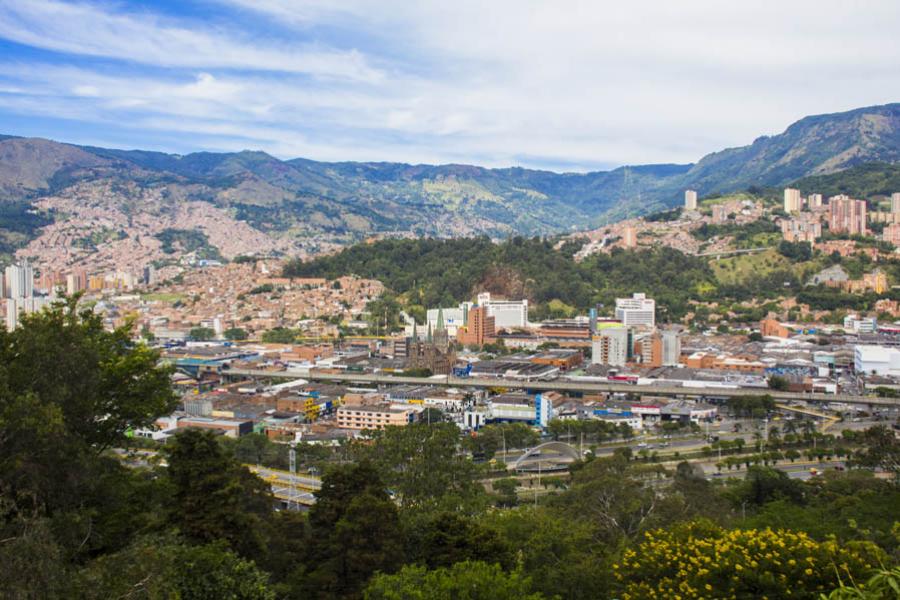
[1,103,899,244]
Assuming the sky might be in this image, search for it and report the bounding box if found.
[0,1,898,172]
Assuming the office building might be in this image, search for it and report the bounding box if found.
[615,293,655,328]
[476,292,528,329]
[457,305,496,347]
[684,190,698,210]
[784,188,802,213]
[426,306,465,336]
[829,195,867,236]
[592,326,628,366]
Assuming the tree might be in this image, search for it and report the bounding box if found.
[852,425,899,481]
[768,375,791,391]
[75,535,275,600]
[261,327,298,344]
[408,512,513,569]
[0,297,176,514]
[615,520,884,600]
[224,327,249,341]
[353,423,485,511]
[190,326,216,340]
[299,461,403,599]
[164,430,273,560]
[364,561,546,600]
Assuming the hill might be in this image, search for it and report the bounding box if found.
[788,162,900,200]
[1,103,900,259]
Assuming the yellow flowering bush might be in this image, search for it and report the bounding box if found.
[614,521,883,600]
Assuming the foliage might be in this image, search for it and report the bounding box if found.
[156,228,223,260]
[821,565,900,599]
[224,326,249,340]
[285,237,715,320]
[298,461,404,599]
[190,326,216,340]
[615,520,884,600]
[352,423,486,512]
[364,561,546,600]
[779,239,814,261]
[261,327,299,344]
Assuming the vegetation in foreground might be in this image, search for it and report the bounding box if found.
[1,300,899,599]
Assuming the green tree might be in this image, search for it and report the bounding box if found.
[164,430,273,560]
[190,326,216,340]
[224,327,249,341]
[364,561,546,600]
[261,327,298,344]
[299,461,403,599]
[353,423,485,511]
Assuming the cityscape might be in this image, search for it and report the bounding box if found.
[1,1,900,599]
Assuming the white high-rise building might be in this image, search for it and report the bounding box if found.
[615,293,655,328]
[592,326,629,366]
[808,193,824,209]
[5,296,51,331]
[4,262,33,299]
[660,329,681,366]
[684,190,698,210]
[784,188,802,213]
[892,192,900,214]
[476,292,528,329]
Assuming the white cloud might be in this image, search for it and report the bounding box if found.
[0,0,384,82]
[0,0,899,169]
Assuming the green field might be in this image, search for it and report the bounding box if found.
[141,292,186,303]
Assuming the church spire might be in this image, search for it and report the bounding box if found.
[436,307,445,331]
[427,321,433,343]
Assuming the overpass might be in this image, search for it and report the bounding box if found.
[223,368,900,408]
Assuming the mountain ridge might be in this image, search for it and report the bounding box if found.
[1,103,899,246]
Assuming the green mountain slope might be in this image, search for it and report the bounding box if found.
[1,103,899,243]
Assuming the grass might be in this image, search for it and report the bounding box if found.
[141,292,186,303]
[709,249,822,285]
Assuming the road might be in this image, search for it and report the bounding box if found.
[224,368,900,407]
[247,465,320,505]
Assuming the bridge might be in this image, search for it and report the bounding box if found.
[222,368,900,408]
[512,442,582,472]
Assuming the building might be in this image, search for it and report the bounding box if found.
[592,326,629,366]
[426,306,466,336]
[844,315,877,334]
[829,195,867,236]
[892,192,900,215]
[456,305,496,347]
[781,215,821,243]
[477,292,528,329]
[337,404,416,430]
[808,193,824,209]
[883,223,900,246]
[615,293,655,328]
[784,188,802,213]
[854,345,900,377]
[711,204,728,224]
[760,318,790,338]
[684,190,698,210]
[623,226,637,248]
[4,262,33,299]
[529,349,583,371]
[408,320,456,374]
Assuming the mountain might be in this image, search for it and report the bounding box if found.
[1,103,899,258]
[787,162,900,200]
[679,103,900,195]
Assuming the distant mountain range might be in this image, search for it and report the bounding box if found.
[1,103,899,245]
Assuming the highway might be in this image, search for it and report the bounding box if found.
[224,367,900,407]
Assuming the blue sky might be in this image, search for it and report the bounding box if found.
[0,1,898,171]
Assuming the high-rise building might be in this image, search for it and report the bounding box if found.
[784,188,802,213]
[615,293,655,328]
[623,226,637,248]
[4,262,33,299]
[892,192,900,215]
[883,223,900,246]
[808,193,824,209]
[476,292,528,329]
[456,305,496,347]
[592,326,628,366]
[660,329,681,366]
[828,195,867,236]
[781,215,822,243]
[684,190,698,210]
